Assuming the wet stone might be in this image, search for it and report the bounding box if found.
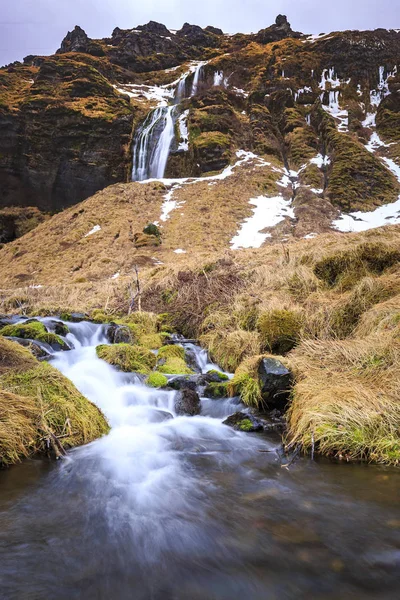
[175,388,201,416]
[258,357,293,409]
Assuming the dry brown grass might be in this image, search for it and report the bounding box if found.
[287,332,400,464]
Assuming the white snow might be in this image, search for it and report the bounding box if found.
[304,233,318,239]
[310,154,331,168]
[333,199,400,232]
[29,284,43,289]
[111,272,120,280]
[113,83,174,106]
[230,196,294,250]
[84,225,101,237]
[232,87,249,97]
[156,151,273,223]
[174,249,187,254]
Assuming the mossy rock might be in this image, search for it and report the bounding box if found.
[138,333,164,350]
[143,223,161,238]
[96,343,157,374]
[257,309,302,354]
[157,357,194,375]
[146,372,168,388]
[206,369,229,381]
[0,321,68,350]
[0,337,109,465]
[158,345,185,360]
[204,382,229,398]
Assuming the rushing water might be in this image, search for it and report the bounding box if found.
[131,105,176,181]
[0,321,399,600]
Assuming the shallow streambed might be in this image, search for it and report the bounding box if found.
[0,322,399,599]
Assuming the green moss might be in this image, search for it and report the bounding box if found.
[158,345,185,360]
[0,356,109,464]
[0,321,68,349]
[143,223,161,238]
[314,243,400,288]
[237,418,254,432]
[228,372,262,408]
[91,309,114,324]
[138,333,164,350]
[207,369,229,381]
[257,310,302,354]
[157,357,194,375]
[96,344,156,374]
[146,372,168,388]
[205,382,229,398]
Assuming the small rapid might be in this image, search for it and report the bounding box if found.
[0,320,399,599]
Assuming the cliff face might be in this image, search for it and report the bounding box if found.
[0,16,399,220]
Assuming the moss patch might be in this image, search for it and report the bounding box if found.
[157,357,194,375]
[0,321,68,349]
[0,338,109,465]
[96,343,156,373]
[257,309,302,354]
[146,372,168,388]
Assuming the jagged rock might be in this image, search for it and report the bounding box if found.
[137,21,171,36]
[258,358,293,408]
[58,26,90,54]
[223,411,264,432]
[256,15,300,44]
[106,324,132,344]
[175,388,201,416]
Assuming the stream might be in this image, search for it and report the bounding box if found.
[0,321,399,599]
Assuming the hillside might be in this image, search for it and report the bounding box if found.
[1,15,400,467]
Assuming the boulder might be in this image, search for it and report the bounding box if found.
[223,412,264,432]
[258,357,293,408]
[175,388,201,416]
[107,324,132,344]
[168,375,200,391]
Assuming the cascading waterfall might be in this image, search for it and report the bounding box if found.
[132,105,175,181]
[190,63,203,97]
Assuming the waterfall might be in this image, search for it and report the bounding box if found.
[191,63,203,97]
[175,76,187,103]
[132,105,175,181]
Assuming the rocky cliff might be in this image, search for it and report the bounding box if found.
[0,16,399,236]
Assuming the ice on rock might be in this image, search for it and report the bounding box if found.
[177,110,189,152]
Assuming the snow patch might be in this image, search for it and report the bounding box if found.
[230,196,294,250]
[84,225,101,237]
[174,249,187,254]
[177,110,189,151]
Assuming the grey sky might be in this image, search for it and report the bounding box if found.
[1,0,399,66]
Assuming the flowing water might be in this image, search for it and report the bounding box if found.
[131,105,176,181]
[0,321,399,600]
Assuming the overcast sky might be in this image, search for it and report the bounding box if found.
[1,0,399,66]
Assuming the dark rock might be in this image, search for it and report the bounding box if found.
[58,26,90,54]
[199,370,229,384]
[223,411,264,432]
[275,14,288,27]
[107,324,132,344]
[205,26,224,36]
[168,375,200,391]
[137,21,171,36]
[256,15,301,44]
[175,388,201,416]
[47,320,70,336]
[6,337,52,360]
[258,358,293,408]
[61,312,88,323]
[183,347,202,373]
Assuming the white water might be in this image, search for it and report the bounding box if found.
[132,106,175,181]
[48,323,257,507]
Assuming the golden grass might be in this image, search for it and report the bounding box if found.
[0,338,109,465]
[287,333,400,464]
